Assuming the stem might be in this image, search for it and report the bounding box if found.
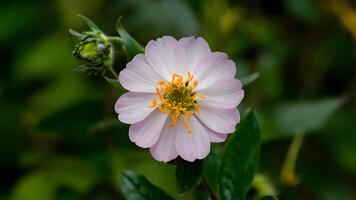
[107,36,123,46]
[105,35,121,81]
[108,65,119,80]
[198,177,218,200]
[252,174,277,198]
[281,132,305,186]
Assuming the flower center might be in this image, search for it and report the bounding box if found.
[149,72,205,133]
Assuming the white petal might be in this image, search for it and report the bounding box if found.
[119,54,162,93]
[198,79,244,109]
[145,36,178,80]
[208,132,228,143]
[174,37,210,74]
[115,92,157,124]
[150,118,178,162]
[175,116,210,162]
[195,106,240,134]
[194,52,236,90]
[129,109,168,148]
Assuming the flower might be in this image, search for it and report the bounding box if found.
[115,36,244,162]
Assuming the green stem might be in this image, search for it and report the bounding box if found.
[105,36,121,81]
[281,132,305,186]
[252,174,277,199]
[107,36,124,46]
[108,65,119,80]
[198,177,218,200]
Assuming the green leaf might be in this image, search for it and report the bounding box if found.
[323,110,356,173]
[68,29,86,39]
[116,18,144,60]
[11,158,97,200]
[274,97,344,133]
[36,100,103,135]
[78,15,102,33]
[192,187,212,200]
[176,160,203,193]
[11,172,55,200]
[203,144,221,194]
[104,76,121,87]
[120,171,174,200]
[239,72,259,86]
[219,110,261,200]
[47,158,98,193]
[13,35,75,83]
[259,196,278,200]
[88,117,120,134]
[260,97,345,141]
[285,0,322,24]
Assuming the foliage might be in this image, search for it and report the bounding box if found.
[0,0,355,199]
[219,111,261,200]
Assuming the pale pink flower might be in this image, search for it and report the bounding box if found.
[115,36,244,162]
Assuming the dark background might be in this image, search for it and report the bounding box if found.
[0,0,355,199]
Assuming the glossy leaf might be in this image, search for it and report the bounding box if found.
[219,110,261,200]
[176,160,203,193]
[120,171,174,200]
[116,18,144,60]
[203,144,221,194]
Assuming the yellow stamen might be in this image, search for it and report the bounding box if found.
[149,99,157,108]
[170,118,178,127]
[197,94,206,99]
[193,80,198,88]
[152,72,204,133]
[187,72,193,82]
[158,105,167,114]
[183,119,192,133]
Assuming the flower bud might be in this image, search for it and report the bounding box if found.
[70,15,115,76]
[73,37,111,67]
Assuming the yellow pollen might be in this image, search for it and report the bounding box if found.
[158,105,167,114]
[149,99,157,108]
[193,80,198,88]
[149,72,205,133]
[183,119,192,133]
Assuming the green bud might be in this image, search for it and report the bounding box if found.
[73,37,111,67]
[69,15,116,76]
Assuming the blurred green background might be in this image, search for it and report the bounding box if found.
[0,0,355,199]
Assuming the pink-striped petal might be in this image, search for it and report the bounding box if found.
[194,52,236,90]
[145,36,178,80]
[196,106,240,134]
[208,132,228,143]
[115,92,156,124]
[175,116,210,162]
[129,109,168,148]
[174,37,210,74]
[198,79,244,109]
[119,54,162,93]
[150,119,178,162]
